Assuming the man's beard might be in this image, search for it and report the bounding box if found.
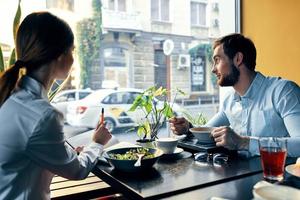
[218,63,240,86]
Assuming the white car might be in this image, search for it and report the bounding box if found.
[51,89,92,120]
[66,88,182,132]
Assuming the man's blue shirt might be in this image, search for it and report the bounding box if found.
[207,72,300,157]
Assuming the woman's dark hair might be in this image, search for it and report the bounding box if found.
[0,11,74,107]
[213,33,256,71]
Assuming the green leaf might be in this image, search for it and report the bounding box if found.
[13,0,22,42]
[0,46,4,72]
[144,121,151,137]
[8,49,16,67]
[137,126,144,138]
[48,76,70,102]
[163,103,174,118]
[144,101,152,113]
[128,94,143,111]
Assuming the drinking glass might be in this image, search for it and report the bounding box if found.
[259,137,287,182]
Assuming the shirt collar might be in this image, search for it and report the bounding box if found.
[18,75,49,100]
[233,72,265,101]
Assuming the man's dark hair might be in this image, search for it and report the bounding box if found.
[213,33,257,71]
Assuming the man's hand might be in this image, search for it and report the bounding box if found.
[169,117,190,135]
[211,126,249,150]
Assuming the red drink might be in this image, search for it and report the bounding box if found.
[260,147,287,181]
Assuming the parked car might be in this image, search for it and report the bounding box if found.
[51,89,92,121]
[66,88,182,132]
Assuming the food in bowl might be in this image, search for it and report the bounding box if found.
[109,148,155,160]
[189,127,216,144]
[104,147,163,172]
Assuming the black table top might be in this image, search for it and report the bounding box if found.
[161,162,300,200]
[94,151,269,200]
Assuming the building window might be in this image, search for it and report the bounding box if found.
[104,47,128,67]
[151,0,170,22]
[46,0,74,11]
[191,2,207,26]
[108,0,126,12]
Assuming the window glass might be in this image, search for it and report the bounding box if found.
[79,92,91,100]
[191,2,207,26]
[151,0,169,21]
[46,0,74,11]
[151,0,159,20]
[0,0,238,135]
[118,0,126,12]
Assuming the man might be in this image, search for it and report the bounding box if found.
[170,33,300,157]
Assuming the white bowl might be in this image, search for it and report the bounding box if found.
[189,127,215,144]
[156,137,179,154]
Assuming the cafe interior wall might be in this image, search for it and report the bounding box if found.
[242,0,300,85]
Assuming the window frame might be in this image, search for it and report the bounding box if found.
[151,0,170,22]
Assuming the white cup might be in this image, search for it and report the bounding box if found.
[156,137,179,154]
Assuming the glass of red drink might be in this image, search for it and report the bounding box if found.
[259,137,287,182]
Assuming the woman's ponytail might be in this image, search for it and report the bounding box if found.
[0,61,24,107]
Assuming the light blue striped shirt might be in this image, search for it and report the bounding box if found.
[0,76,103,200]
[207,72,300,157]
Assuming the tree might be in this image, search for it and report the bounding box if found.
[76,0,102,88]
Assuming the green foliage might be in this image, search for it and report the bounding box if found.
[182,111,207,127]
[8,49,16,67]
[129,86,185,140]
[0,0,21,72]
[0,47,4,72]
[13,0,22,42]
[76,0,102,88]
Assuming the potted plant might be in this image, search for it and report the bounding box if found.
[129,86,185,146]
[182,111,208,127]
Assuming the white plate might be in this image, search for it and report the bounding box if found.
[285,164,300,178]
[164,147,184,155]
[253,185,300,200]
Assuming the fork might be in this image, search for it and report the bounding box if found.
[134,153,144,167]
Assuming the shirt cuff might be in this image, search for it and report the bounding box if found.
[87,142,104,155]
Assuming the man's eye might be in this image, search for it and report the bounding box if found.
[214,58,219,65]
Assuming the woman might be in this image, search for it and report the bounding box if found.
[0,12,112,199]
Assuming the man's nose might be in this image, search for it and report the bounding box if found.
[211,65,216,73]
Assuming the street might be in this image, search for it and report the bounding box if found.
[64,124,169,148]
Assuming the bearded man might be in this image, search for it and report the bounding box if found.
[169,33,300,157]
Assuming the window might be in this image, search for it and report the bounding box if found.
[151,0,169,22]
[104,47,127,67]
[108,0,126,12]
[46,0,74,11]
[191,2,207,26]
[79,92,91,100]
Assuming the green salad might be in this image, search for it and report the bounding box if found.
[109,148,155,160]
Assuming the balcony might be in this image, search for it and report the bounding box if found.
[102,8,142,33]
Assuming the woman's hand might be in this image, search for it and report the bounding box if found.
[169,117,190,135]
[74,146,84,154]
[92,123,112,145]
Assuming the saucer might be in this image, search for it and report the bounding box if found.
[253,185,300,200]
[285,164,300,178]
[164,147,184,155]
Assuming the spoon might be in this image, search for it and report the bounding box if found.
[134,153,144,167]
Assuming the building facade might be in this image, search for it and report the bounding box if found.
[92,0,221,102]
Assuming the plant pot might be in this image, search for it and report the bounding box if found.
[136,139,156,149]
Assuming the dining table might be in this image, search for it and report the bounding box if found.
[92,142,298,200]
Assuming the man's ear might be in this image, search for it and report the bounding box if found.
[234,52,243,66]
